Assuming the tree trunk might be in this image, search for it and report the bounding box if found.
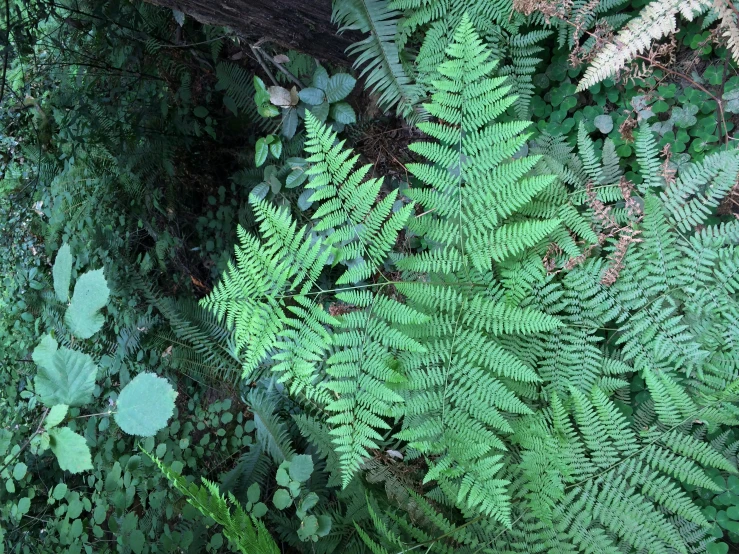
[143,0,359,65]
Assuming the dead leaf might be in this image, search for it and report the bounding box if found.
[268,86,296,107]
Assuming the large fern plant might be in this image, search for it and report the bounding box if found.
[202,15,739,554]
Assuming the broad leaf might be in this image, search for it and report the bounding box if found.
[255,137,269,167]
[32,335,58,371]
[45,404,69,429]
[49,427,93,473]
[289,454,314,482]
[273,488,292,509]
[325,73,356,103]
[312,64,329,90]
[65,269,110,339]
[329,102,356,124]
[53,243,73,302]
[268,86,295,107]
[298,87,324,106]
[35,347,98,407]
[114,373,177,436]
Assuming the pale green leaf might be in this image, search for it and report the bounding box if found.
[32,335,58,371]
[273,488,292,509]
[35,348,98,407]
[12,463,26,481]
[114,373,177,436]
[65,269,110,339]
[53,244,73,302]
[45,404,69,429]
[49,427,93,473]
[289,454,314,482]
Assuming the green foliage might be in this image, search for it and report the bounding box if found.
[148,454,280,554]
[4,0,739,552]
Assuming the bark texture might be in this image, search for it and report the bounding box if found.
[144,0,358,65]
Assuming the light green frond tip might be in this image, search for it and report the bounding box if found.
[65,268,110,339]
[49,427,93,474]
[52,243,73,302]
[114,373,177,436]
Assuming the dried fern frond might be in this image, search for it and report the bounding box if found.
[713,0,739,65]
[577,0,711,91]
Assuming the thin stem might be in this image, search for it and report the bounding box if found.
[249,43,277,86]
[255,45,304,89]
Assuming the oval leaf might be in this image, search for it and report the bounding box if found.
[114,373,177,437]
[65,269,110,339]
[312,64,329,90]
[298,87,324,106]
[255,137,269,167]
[325,73,356,103]
[289,454,314,482]
[269,140,283,160]
[329,102,356,124]
[273,488,292,510]
[53,243,73,302]
[594,114,613,134]
[268,86,295,107]
[35,347,98,407]
[49,427,93,473]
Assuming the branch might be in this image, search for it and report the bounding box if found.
[0,0,10,105]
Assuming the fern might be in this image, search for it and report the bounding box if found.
[577,0,712,90]
[332,0,426,121]
[148,454,280,554]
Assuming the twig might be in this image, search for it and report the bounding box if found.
[254,45,303,89]
[0,0,10,104]
[248,43,277,86]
